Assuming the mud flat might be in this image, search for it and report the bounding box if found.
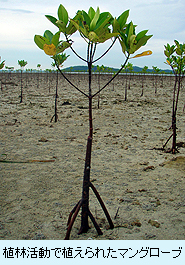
[0,72,185,240]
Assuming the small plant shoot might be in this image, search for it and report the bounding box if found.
[18,60,28,103]
[34,4,152,239]
[50,53,69,122]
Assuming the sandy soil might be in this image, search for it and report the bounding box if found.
[0,72,185,240]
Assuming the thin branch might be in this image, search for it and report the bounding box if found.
[92,38,117,64]
[163,133,173,149]
[90,182,114,229]
[65,34,87,63]
[70,45,87,63]
[55,61,89,98]
[90,43,94,62]
[88,209,103,235]
[174,74,181,116]
[65,199,83,240]
[92,54,130,98]
[174,57,184,116]
[91,43,97,61]
[87,42,90,63]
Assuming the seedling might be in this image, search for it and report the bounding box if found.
[37,64,41,88]
[18,60,28,103]
[152,66,161,94]
[0,57,5,91]
[163,40,185,153]
[140,65,148,96]
[34,4,152,239]
[50,53,69,122]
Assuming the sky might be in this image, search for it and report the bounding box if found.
[0,0,184,70]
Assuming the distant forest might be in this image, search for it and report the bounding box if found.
[63,65,172,74]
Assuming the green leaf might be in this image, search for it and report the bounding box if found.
[34,35,50,50]
[70,19,80,31]
[174,40,179,47]
[129,34,137,54]
[117,10,129,29]
[44,30,53,43]
[58,4,68,26]
[82,10,91,26]
[176,47,182,56]
[88,7,95,20]
[119,39,127,54]
[66,22,77,35]
[112,18,120,33]
[56,41,71,54]
[88,31,99,42]
[90,7,100,30]
[94,12,112,31]
[164,50,169,57]
[56,20,66,33]
[136,30,148,41]
[0,60,5,69]
[98,32,118,43]
[126,22,134,46]
[51,31,60,46]
[45,15,58,27]
[135,35,152,51]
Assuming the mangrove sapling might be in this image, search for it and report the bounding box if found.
[34,4,152,240]
[121,63,132,101]
[18,60,27,103]
[37,64,41,88]
[50,53,69,122]
[163,40,185,154]
[127,62,133,90]
[152,66,161,94]
[141,65,148,96]
[0,57,5,91]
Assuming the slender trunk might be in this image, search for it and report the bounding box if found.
[54,70,59,122]
[125,87,127,101]
[78,112,92,233]
[37,71,39,88]
[141,73,145,96]
[171,74,181,153]
[140,88,143,97]
[172,114,176,154]
[79,55,93,234]
[98,72,100,109]
[20,70,23,103]
[171,74,178,153]
[155,75,157,94]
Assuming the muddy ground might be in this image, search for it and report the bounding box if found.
[0,72,185,240]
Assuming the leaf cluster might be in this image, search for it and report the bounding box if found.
[53,53,70,67]
[34,30,71,56]
[34,4,152,61]
[164,40,185,75]
[18,60,28,68]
